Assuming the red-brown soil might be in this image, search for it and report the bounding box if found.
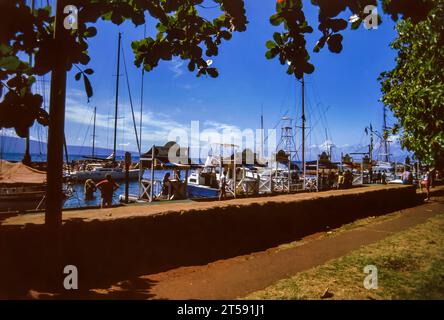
[0,184,435,299]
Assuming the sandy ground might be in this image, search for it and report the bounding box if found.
[1,185,410,226]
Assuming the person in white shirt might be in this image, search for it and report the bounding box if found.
[219,170,227,201]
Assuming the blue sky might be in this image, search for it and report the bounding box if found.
[8,0,407,161]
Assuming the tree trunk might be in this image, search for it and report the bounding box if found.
[45,0,68,228]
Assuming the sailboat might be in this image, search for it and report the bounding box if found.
[68,33,139,182]
[369,106,396,181]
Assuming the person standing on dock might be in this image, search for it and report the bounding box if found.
[219,170,228,201]
[96,174,120,208]
[381,171,387,184]
[162,172,172,199]
[422,168,432,201]
[337,171,345,189]
[402,167,413,185]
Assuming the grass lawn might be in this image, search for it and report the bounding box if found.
[245,213,444,300]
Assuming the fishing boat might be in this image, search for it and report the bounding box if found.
[187,168,220,198]
[186,146,263,198]
[186,144,233,199]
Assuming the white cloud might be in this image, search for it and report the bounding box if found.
[203,120,241,133]
[64,89,193,151]
[170,57,184,78]
[388,134,400,143]
[1,128,18,138]
[319,139,335,151]
[180,84,193,90]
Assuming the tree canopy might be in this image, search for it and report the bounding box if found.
[0,0,248,137]
[379,0,444,168]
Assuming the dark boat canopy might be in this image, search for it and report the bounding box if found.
[140,141,192,170]
[229,148,268,167]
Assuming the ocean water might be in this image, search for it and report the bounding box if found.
[1,152,140,162]
[64,169,175,208]
[1,153,177,209]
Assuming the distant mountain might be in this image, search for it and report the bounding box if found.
[2,135,413,163]
[306,141,413,163]
[0,135,135,158]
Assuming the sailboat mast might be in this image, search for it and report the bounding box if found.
[92,106,96,158]
[383,105,389,162]
[139,23,146,156]
[369,123,374,163]
[301,76,306,182]
[113,32,122,162]
[260,105,264,159]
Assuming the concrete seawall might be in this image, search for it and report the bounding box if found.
[0,185,417,297]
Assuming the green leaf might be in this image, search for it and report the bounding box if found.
[270,13,283,26]
[0,56,21,71]
[83,75,93,101]
[84,27,97,38]
[273,32,283,45]
[157,23,167,33]
[207,68,219,78]
[265,49,278,60]
[327,34,343,53]
[266,40,276,49]
[351,20,362,30]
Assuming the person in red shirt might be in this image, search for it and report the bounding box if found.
[96,174,119,208]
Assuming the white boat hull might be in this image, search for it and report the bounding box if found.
[69,169,140,182]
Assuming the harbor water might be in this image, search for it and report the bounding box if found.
[1,153,177,209]
[64,170,171,208]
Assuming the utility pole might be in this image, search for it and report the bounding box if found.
[112,32,122,163]
[45,0,69,228]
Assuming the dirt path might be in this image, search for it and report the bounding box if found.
[89,197,444,300]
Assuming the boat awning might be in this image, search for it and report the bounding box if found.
[0,160,46,185]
